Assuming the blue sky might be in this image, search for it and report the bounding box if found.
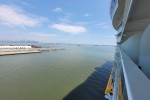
[0,0,116,45]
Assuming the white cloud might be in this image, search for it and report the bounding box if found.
[97,23,110,29]
[52,7,63,12]
[84,13,92,17]
[51,24,87,34]
[0,5,48,27]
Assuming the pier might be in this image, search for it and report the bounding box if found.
[0,46,65,56]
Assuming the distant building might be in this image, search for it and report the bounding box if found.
[0,46,32,49]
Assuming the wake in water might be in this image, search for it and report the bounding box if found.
[63,61,113,100]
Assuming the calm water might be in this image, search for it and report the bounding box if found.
[0,44,115,100]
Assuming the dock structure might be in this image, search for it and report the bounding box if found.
[0,50,41,56]
[0,45,65,56]
[0,46,32,49]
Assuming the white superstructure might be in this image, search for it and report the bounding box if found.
[106,0,150,100]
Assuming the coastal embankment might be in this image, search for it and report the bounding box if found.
[0,48,65,56]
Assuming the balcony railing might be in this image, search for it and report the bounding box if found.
[116,0,133,43]
[113,47,150,100]
[110,0,118,19]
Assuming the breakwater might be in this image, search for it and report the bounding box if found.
[0,48,65,56]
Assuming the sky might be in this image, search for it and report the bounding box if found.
[0,0,116,45]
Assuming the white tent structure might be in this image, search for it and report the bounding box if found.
[0,46,32,49]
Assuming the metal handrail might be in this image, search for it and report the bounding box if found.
[118,0,133,43]
[119,48,150,100]
[110,0,118,19]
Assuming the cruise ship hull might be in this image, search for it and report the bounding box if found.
[106,0,150,100]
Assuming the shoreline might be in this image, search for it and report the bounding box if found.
[0,48,65,56]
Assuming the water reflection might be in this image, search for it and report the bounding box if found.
[63,61,113,100]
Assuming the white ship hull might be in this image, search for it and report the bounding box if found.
[106,0,150,100]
